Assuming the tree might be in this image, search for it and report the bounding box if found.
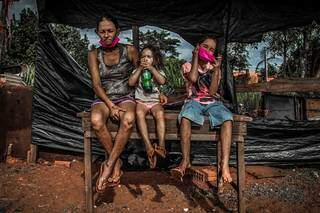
[227,42,251,71]
[263,22,320,78]
[126,29,181,57]
[262,29,301,77]
[51,24,90,70]
[6,8,38,66]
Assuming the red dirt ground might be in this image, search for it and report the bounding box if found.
[1,157,320,213]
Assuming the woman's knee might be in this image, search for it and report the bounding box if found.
[91,114,105,131]
[121,112,135,131]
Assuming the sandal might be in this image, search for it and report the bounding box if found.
[170,164,191,181]
[108,159,123,186]
[154,144,166,158]
[170,167,186,181]
[147,148,157,169]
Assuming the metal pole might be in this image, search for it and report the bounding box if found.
[264,47,268,82]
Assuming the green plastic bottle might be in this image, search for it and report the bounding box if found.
[142,68,153,93]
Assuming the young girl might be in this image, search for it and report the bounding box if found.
[128,45,167,168]
[171,36,233,183]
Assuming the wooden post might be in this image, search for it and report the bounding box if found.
[84,135,93,213]
[236,141,245,213]
[132,25,139,50]
[216,140,222,191]
[28,144,38,164]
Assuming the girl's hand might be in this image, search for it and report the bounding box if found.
[212,54,222,70]
[159,93,168,105]
[110,105,126,120]
[137,65,144,73]
[0,77,6,88]
[192,44,200,58]
[140,60,153,69]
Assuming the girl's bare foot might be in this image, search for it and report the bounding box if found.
[221,164,232,183]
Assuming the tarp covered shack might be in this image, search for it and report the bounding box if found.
[33,0,320,165]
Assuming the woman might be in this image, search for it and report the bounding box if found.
[88,14,138,193]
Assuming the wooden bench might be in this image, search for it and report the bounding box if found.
[77,110,252,213]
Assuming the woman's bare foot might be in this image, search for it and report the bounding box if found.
[96,161,114,191]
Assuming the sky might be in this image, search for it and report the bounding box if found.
[8,0,282,70]
[79,26,195,61]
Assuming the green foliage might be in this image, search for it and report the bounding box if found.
[20,65,35,86]
[237,92,261,114]
[157,57,185,95]
[126,30,181,57]
[6,8,38,66]
[262,22,320,77]
[51,24,90,70]
[227,42,252,71]
[163,57,185,88]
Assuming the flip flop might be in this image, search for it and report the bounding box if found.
[154,144,166,158]
[111,170,123,186]
[147,148,157,169]
[170,167,186,181]
[108,159,123,187]
[170,164,192,181]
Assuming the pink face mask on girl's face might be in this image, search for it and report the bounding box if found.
[198,47,215,63]
[99,36,120,49]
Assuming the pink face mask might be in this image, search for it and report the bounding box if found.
[198,47,215,63]
[99,36,120,49]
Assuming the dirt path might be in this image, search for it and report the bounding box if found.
[1,158,320,212]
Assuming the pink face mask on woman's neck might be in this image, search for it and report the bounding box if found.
[99,36,120,49]
[198,47,215,63]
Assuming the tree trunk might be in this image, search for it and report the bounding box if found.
[301,26,310,78]
[283,43,288,77]
[0,1,7,62]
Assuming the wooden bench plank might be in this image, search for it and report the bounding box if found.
[78,111,251,142]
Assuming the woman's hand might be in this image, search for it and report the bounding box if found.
[110,105,126,120]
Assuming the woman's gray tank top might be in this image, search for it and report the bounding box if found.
[97,44,134,100]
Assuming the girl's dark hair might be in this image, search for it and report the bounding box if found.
[197,35,218,46]
[96,13,119,29]
[140,45,164,70]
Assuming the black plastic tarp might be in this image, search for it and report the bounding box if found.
[36,0,320,44]
[33,25,103,154]
[33,26,320,165]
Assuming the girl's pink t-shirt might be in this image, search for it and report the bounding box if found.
[181,62,221,104]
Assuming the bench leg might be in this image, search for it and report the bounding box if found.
[216,140,222,190]
[27,144,38,164]
[236,141,245,213]
[84,135,93,213]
